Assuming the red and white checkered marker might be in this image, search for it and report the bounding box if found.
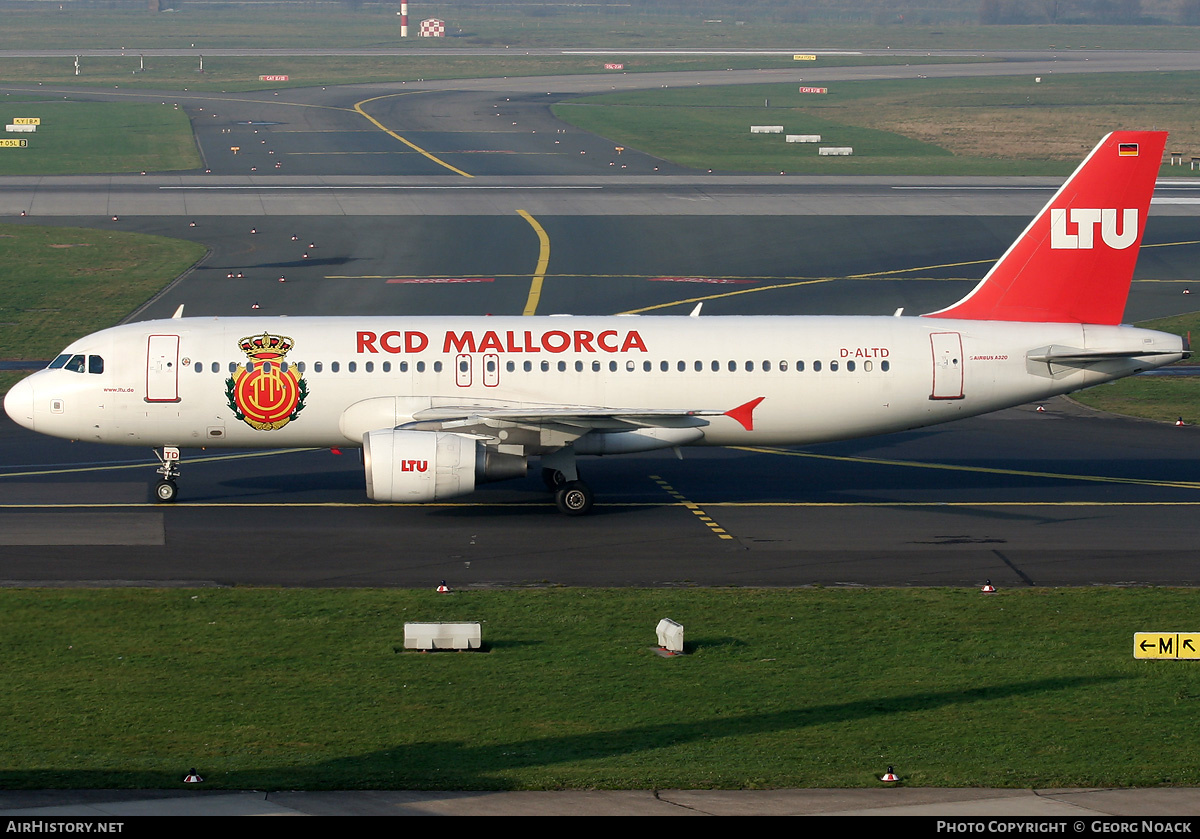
[880,766,899,783]
[981,580,996,594]
[183,769,203,783]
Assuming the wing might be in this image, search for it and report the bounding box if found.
[408,396,765,433]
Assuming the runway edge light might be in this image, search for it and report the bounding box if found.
[981,579,997,594]
[656,618,684,655]
[880,766,899,783]
[183,769,203,784]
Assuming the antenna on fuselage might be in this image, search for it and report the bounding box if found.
[171,304,185,319]
[689,303,703,317]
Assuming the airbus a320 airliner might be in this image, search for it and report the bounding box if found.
[4,131,1185,514]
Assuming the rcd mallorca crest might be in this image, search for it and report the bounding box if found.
[226,333,308,431]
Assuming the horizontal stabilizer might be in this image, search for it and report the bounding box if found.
[1027,346,1181,364]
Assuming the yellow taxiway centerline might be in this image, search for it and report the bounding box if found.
[353,92,473,178]
[518,210,551,316]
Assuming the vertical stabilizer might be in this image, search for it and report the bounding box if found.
[924,131,1166,325]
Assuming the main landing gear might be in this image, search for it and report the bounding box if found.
[152,446,181,503]
[541,447,593,516]
[553,480,593,516]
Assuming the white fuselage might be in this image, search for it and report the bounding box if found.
[4,314,1185,452]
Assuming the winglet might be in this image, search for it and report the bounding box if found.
[725,397,765,431]
[924,131,1166,325]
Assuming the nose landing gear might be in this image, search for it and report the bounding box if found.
[153,446,181,503]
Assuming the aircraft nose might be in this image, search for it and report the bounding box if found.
[3,375,35,431]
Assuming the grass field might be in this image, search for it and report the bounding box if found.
[0,222,206,362]
[554,71,1200,175]
[1,586,1198,790]
[0,100,199,174]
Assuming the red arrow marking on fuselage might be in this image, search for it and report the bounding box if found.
[725,397,765,431]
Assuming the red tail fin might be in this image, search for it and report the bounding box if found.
[924,131,1165,325]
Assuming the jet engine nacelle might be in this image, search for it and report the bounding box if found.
[362,429,526,502]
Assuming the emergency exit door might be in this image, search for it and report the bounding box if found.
[930,332,964,400]
[145,334,181,403]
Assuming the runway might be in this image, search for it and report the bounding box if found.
[4,53,1200,588]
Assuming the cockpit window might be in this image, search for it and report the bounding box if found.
[48,354,71,369]
[64,354,86,373]
[88,355,104,374]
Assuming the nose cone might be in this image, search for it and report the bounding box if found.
[3,375,35,431]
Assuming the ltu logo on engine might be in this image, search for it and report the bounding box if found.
[1050,208,1138,250]
[401,460,429,473]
